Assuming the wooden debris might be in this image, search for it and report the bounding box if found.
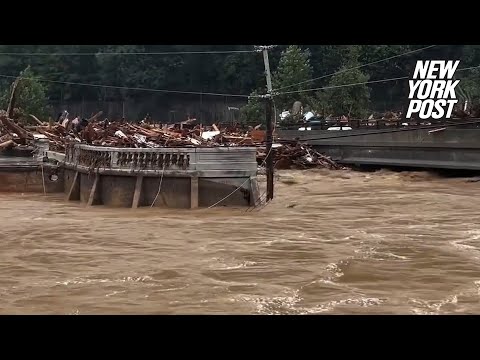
[87,111,103,122]
[29,114,45,126]
[257,140,343,170]
[0,111,33,145]
[6,78,20,119]
[34,118,341,170]
[0,139,15,150]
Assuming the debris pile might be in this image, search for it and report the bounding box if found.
[258,141,343,170]
[34,117,341,170]
[0,110,35,151]
[0,129,15,150]
[36,120,258,152]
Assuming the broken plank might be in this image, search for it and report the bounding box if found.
[0,139,15,150]
[6,78,20,119]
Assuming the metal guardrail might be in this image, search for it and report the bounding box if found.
[315,143,480,171]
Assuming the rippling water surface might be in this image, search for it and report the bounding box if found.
[1,168,480,314]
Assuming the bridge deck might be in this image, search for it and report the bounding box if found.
[276,128,480,170]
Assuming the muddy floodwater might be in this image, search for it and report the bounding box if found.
[1,168,480,314]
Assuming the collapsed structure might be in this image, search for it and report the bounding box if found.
[0,108,343,208]
[32,117,342,170]
[0,74,343,208]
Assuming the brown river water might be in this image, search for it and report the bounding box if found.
[1,168,480,315]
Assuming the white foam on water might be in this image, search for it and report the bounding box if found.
[325,262,345,278]
[208,278,258,287]
[57,275,154,286]
[450,239,477,251]
[106,290,126,297]
[464,229,480,239]
[234,289,302,315]
[355,244,408,261]
[410,280,480,314]
[299,297,385,314]
[409,294,459,315]
[448,230,480,262]
[208,259,257,270]
[236,291,385,314]
[264,238,315,246]
[119,276,153,283]
[155,285,190,292]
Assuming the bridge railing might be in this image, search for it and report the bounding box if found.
[65,144,258,173]
[276,118,480,131]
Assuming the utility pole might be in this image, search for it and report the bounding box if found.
[255,45,276,202]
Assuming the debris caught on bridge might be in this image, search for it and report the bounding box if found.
[257,140,344,170]
[31,117,342,170]
[0,110,37,154]
[0,74,341,170]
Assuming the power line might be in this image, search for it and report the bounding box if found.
[456,64,480,72]
[273,45,438,92]
[0,50,255,56]
[276,65,480,96]
[0,74,253,98]
[278,76,409,95]
[0,58,476,100]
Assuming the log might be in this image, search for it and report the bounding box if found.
[28,114,44,126]
[0,139,16,150]
[6,78,20,119]
[0,114,32,143]
[87,111,103,122]
[0,132,12,142]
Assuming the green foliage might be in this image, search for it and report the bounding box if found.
[317,65,370,118]
[457,68,480,106]
[272,45,313,110]
[0,66,50,118]
[455,46,480,106]
[0,45,478,118]
[310,46,370,117]
[239,90,265,124]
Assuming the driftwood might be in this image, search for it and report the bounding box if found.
[87,111,103,122]
[36,119,343,170]
[0,128,11,140]
[256,140,343,170]
[0,113,32,144]
[0,139,16,150]
[6,78,20,119]
[28,114,44,126]
[0,76,34,145]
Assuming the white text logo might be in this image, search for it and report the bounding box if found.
[406,60,460,119]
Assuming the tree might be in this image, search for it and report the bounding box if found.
[311,46,370,118]
[239,90,265,125]
[272,45,313,110]
[454,45,480,108]
[0,66,50,119]
[1,44,479,120]
[317,66,370,118]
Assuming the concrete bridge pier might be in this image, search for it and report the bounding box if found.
[60,145,259,209]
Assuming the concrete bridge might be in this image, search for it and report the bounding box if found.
[276,127,480,170]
